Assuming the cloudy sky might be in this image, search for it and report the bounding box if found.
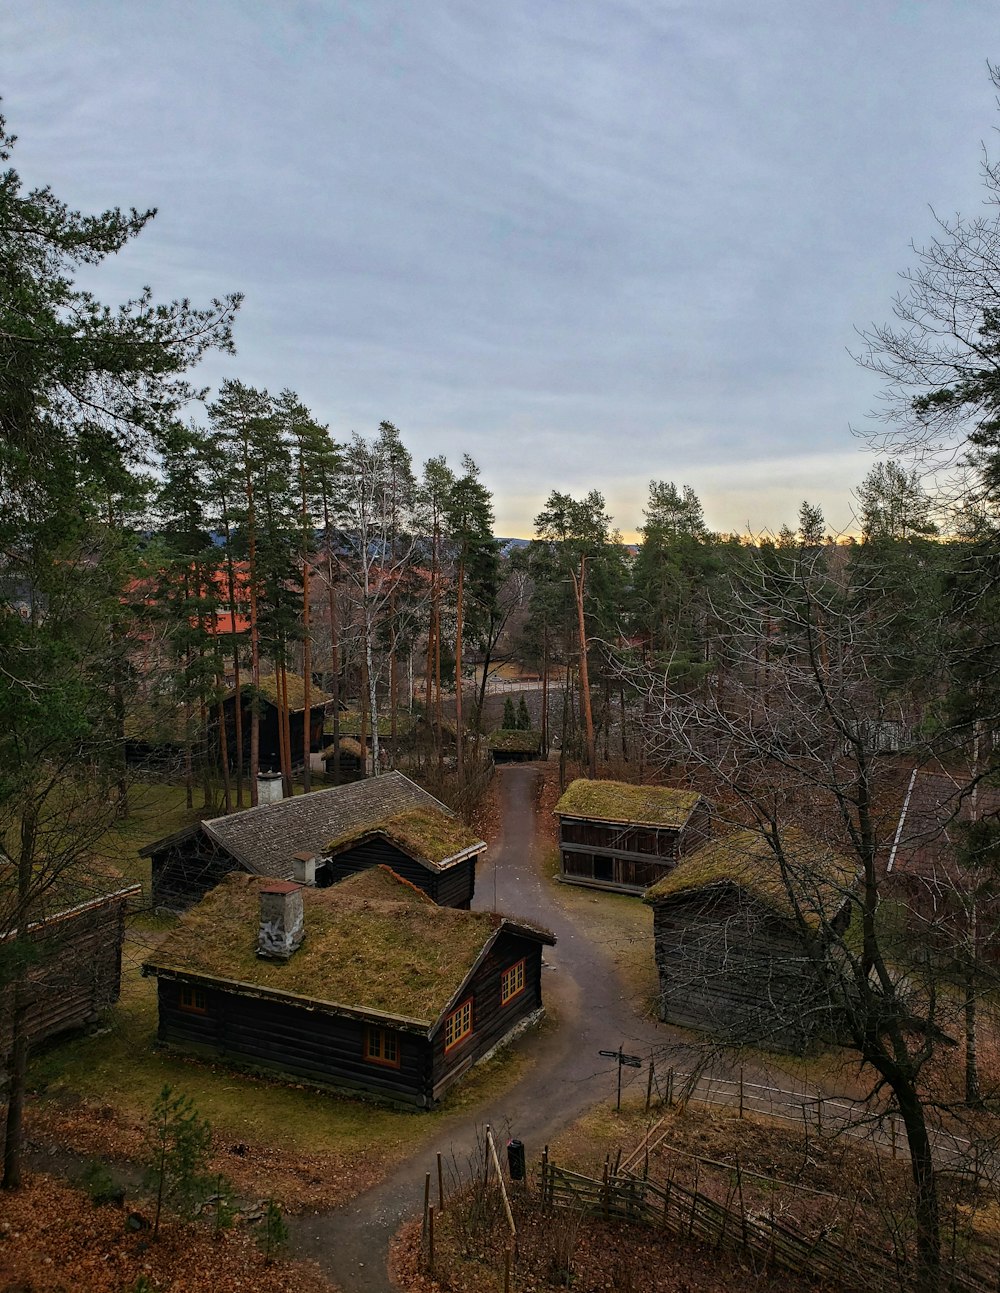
[4,2,999,536]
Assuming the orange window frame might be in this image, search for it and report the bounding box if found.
[178,984,207,1014]
[500,959,526,1006]
[364,1026,401,1068]
[444,998,473,1052]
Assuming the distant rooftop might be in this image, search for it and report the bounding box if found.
[555,779,703,829]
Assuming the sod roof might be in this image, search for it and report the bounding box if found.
[331,711,416,738]
[324,805,484,869]
[555,779,703,829]
[644,828,856,928]
[227,673,332,713]
[143,869,553,1028]
[488,729,542,754]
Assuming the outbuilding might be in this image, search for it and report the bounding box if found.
[644,828,853,1052]
[142,867,554,1108]
[554,779,711,894]
[142,771,485,911]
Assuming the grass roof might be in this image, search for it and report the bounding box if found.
[331,711,416,738]
[488,729,542,754]
[230,674,332,712]
[320,737,365,759]
[644,828,856,929]
[325,806,484,867]
[143,870,506,1024]
[555,779,703,828]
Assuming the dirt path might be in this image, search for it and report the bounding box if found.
[288,765,695,1291]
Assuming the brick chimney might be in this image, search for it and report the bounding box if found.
[292,852,317,885]
[257,882,304,960]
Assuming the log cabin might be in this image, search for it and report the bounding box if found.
[218,673,331,773]
[487,729,542,763]
[554,779,711,894]
[142,771,484,910]
[141,867,554,1108]
[644,828,853,1053]
[1,879,141,1066]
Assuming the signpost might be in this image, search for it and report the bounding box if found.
[599,1045,642,1112]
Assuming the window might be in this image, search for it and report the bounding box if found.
[364,1027,401,1068]
[444,999,473,1052]
[178,984,207,1014]
[501,959,525,1006]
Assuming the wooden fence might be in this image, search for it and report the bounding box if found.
[537,1157,998,1293]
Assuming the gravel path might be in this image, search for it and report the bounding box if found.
[287,765,691,1291]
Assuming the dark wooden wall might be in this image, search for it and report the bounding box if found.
[323,840,477,908]
[1,894,132,1060]
[155,978,433,1106]
[430,932,544,1100]
[651,889,827,1053]
[151,833,238,910]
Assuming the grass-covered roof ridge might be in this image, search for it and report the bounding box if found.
[143,870,542,1025]
[324,805,484,867]
[488,729,542,754]
[228,673,332,712]
[644,828,856,928]
[555,779,703,828]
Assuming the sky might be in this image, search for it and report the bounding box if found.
[3,2,1000,538]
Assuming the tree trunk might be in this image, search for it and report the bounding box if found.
[896,1084,941,1290]
[301,549,312,793]
[572,558,597,779]
[454,554,465,786]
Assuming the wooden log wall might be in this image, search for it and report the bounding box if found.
[430,933,543,1099]
[156,979,433,1106]
[652,890,827,1052]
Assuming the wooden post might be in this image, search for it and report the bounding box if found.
[428,1205,435,1274]
[736,1154,748,1250]
[667,1068,674,1107]
[646,1062,655,1112]
[816,1097,823,1134]
[613,1147,622,1177]
[504,1247,511,1293]
[602,1159,610,1221]
[541,1146,549,1205]
[889,1116,897,1159]
[422,1171,430,1249]
[739,1066,744,1119]
[437,1151,444,1213]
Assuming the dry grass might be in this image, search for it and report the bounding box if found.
[325,804,484,864]
[554,778,702,827]
[144,870,507,1022]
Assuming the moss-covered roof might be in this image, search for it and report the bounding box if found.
[143,869,546,1026]
[331,711,416,738]
[555,779,703,828]
[320,737,365,759]
[644,828,855,928]
[1,860,140,933]
[324,806,484,868]
[229,674,332,713]
[488,729,542,754]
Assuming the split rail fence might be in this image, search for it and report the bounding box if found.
[537,1157,998,1293]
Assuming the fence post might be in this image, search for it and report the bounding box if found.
[739,1067,744,1119]
[667,1068,674,1107]
[816,1097,823,1134]
[541,1146,549,1204]
[504,1247,511,1293]
[437,1151,445,1213]
[422,1172,430,1250]
[428,1205,435,1274]
[646,1062,655,1111]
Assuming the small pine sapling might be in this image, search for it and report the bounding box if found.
[257,1196,288,1264]
[143,1084,213,1239]
[516,695,531,730]
[502,696,517,729]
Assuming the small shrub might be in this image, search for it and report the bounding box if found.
[257,1196,288,1264]
[143,1084,213,1239]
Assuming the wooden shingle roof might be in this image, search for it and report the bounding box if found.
[141,772,461,880]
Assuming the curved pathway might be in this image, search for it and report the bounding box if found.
[288,765,691,1291]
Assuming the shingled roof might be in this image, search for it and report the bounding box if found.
[141,772,463,881]
[555,779,704,829]
[142,868,553,1030]
[887,768,1000,886]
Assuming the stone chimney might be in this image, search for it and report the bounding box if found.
[257,882,304,960]
[292,852,317,886]
[256,771,284,805]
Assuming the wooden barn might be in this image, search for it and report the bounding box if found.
[1,879,140,1064]
[887,767,1000,958]
[219,674,331,772]
[142,771,484,910]
[142,867,554,1108]
[644,829,854,1053]
[554,779,711,894]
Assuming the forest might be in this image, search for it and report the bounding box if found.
[4,80,1000,1289]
